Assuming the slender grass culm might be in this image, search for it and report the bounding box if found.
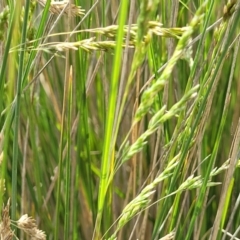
[0,0,239,240]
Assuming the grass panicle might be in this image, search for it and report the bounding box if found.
[0,200,46,240]
[36,0,85,16]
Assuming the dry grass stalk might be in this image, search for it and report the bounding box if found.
[36,0,85,17]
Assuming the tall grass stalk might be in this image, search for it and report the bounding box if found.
[95,1,129,238]
[11,0,30,222]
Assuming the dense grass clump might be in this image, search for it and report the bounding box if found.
[0,0,240,239]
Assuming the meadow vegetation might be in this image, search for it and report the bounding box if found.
[0,0,240,239]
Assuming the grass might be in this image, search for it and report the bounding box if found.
[0,0,240,239]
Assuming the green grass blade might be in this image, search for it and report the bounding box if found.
[95,0,129,238]
[11,0,30,221]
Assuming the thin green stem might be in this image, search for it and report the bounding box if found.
[11,0,30,223]
[95,0,129,238]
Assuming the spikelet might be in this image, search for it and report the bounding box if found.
[17,214,46,240]
[36,0,85,17]
[0,200,46,240]
[0,199,14,240]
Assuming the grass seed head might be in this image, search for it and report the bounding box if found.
[0,199,13,240]
[36,0,85,17]
[17,214,46,240]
